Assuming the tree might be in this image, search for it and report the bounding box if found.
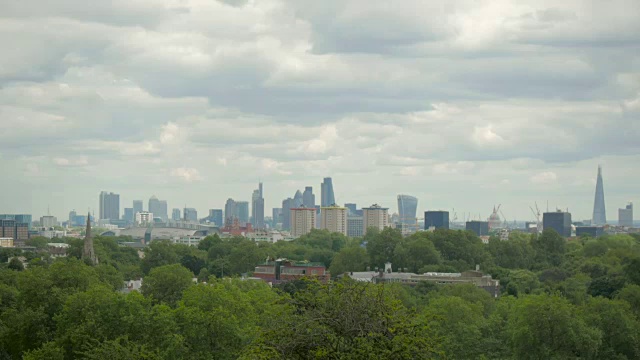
[141,264,193,306]
[329,246,368,275]
[8,257,24,271]
[366,227,402,269]
[531,229,566,268]
[582,297,640,359]
[26,236,49,250]
[141,241,180,274]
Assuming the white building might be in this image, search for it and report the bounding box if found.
[321,206,348,235]
[40,216,58,228]
[291,207,317,238]
[136,211,154,225]
[39,229,67,239]
[363,204,389,234]
[0,238,14,247]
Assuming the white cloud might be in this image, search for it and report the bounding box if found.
[530,171,558,184]
[170,167,203,182]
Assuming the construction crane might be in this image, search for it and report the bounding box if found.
[529,202,542,233]
[500,209,509,229]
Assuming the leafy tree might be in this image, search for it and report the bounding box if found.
[366,227,402,269]
[8,257,24,271]
[329,246,368,275]
[617,284,640,317]
[22,342,64,360]
[582,297,640,359]
[141,264,193,306]
[531,229,566,268]
[26,236,49,249]
[141,241,180,274]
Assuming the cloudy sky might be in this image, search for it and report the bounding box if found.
[1,0,639,222]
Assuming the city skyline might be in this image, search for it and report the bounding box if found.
[0,1,638,223]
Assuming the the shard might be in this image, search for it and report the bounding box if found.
[592,165,607,225]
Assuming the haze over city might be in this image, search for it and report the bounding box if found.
[1,0,638,222]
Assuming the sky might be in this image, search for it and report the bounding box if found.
[0,0,639,222]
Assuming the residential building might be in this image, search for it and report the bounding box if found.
[303,186,316,208]
[347,216,364,238]
[253,259,330,283]
[252,182,265,229]
[425,211,450,230]
[592,165,607,225]
[0,215,32,230]
[99,191,120,220]
[466,221,489,236]
[148,196,168,222]
[543,211,572,237]
[346,263,500,297]
[184,208,198,223]
[136,212,154,225]
[172,208,182,221]
[362,204,389,234]
[576,226,604,238]
[236,201,249,225]
[320,206,348,235]
[397,195,418,229]
[40,216,57,228]
[0,238,14,247]
[321,177,336,207]
[133,200,143,215]
[619,203,633,227]
[225,199,237,224]
[39,229,67,239]
[291,207,317,238]
[0,220,29,246]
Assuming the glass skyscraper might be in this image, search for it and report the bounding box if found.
[592,165,607,225]
[321,177,336,207]
[99,191,120,220]
[397,195,418,226]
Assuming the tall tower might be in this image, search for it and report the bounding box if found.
[592,165,607,225]
[82,212,98,265]
[321,177,335,207]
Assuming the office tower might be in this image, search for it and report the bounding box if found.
[136,211,154,225]
[592,165,607,225]
[282,198,294,230]
[236,201,249,225]
[184,208,198,223]
[345,203,357,216]
[291,207,317,238]
[172,208,181,221]
[543,211,572,237]
[347,216,364,238]
[293,190,304,208]
[40,216,57,228]
[362,204,389,234]
[68,210,77,225]
[303,186,316,208]
[321,177,336,207]
[425,211,450,230]
[0,214,33,230]
[224,199,237,225]
[148,196,168,221]
[133,200,143,215]
[124,208,134,223]
[619,203,633,227]
[466,221,489,236]
[321,206,348,235]
[0,219,29,245]
[82,213,97,265]
[272,208,283,227]
[397,194,418,228]
[209,209,223,227]
[576,226,604,238]
[99,191,120,220]
[252,182,265,229]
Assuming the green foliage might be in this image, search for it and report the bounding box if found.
[141,264,193,306]
[328,245,368,275]
[7,257,24,271]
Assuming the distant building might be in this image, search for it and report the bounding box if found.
[619,203,633,227]
[124,208,134,223]
[136,212,154,225]
[252,183,265,229]
[0,220,29,246]
[68,210,77,225]
[543,211,572,237]
[466,221,489,236]
[236,201,249,225]
[345,263,500,297]
[40,216,57,228]
[425,211,449,230]
[253,259,330,284]
[0,238,14,247]
[0,215,32,230]
[362,204,389,234]
[225,199,237,224]
[172,208,181,221]
[320,206,348,235]
[133,200,143,216]
[303,186,316,208]
[347,216,364,238]
[99,191,120,220]
[281,198,294,230]
[148,196,168,222]
[592,166,607,225]
[291,207,317,238]
[220,218,254,237]
[345,203,357,216]
[397,195,418,229]
[184,208,198,223]
[321,177,336,207]
[576,226,604,238]
[272,208,283,228]
[209,209,223,227]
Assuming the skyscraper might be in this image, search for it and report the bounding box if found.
[209,209,223,227]
[303,186,316,208]
[124,208,134,224]
[184,208,198,223]
[272,208,283,227]
[133,200,143,216]
[252,182,265,229]
[293,190,304,208]
[345,203,357,216]
[148,196,168,222]
[282,198,294,230]
[237,201,249,225]
[466,221,489,236]
[592,165,607,225]
[321,177,336,207]
[99,191,120,220]
[397,195,418,227]
[172,208,182,221]
[619,203,633,227]
[425,211,450,230]
[225,199,237,225]
[543,211,572,237]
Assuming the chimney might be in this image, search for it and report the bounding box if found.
[475,264,480,271]
[385,262,392,274]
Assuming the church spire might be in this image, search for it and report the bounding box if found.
[83,212,98,265]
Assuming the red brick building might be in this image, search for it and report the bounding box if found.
[253,259,330,283]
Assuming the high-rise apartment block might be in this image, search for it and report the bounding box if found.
[592,166,607,225]
[425,211,450,230]
[619,203,633,227]
[362,204,389,234]
[291,207,317,238]
[99,191,120,220]
[320,206,348,235]
[136,211,154,225]
[347,216,364,238]
[543,211,572,237]
[321,177,336,207]
[466,221,489,236]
